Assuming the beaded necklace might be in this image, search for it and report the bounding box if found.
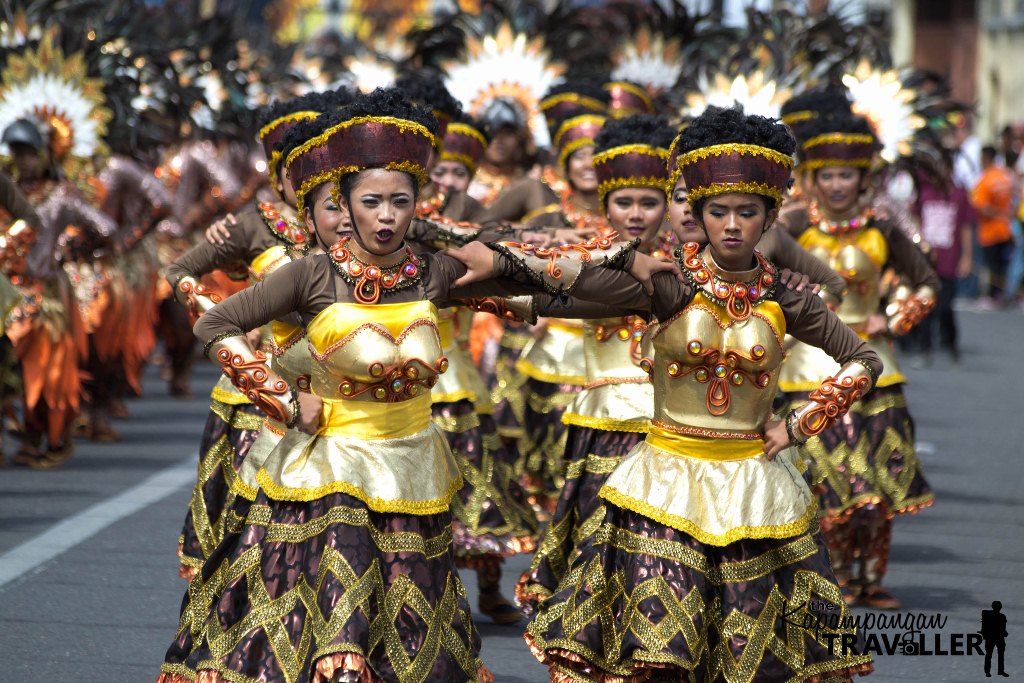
[329,237,421,305]
[678,241,776,320]
[809,201,874,237]
[257,201,311,252]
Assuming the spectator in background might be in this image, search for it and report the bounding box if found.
[971,145,1016,307]
[915,158,975,362]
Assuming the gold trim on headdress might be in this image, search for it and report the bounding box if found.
[285,115,436,212]
[677,143,793,205]
[439,121,488,175]
[540,92,607,117]
[604,81,654,118]
[554,114,605,169]
[258,111,320,142]
[593,143,670,203]
[799,132,876,170]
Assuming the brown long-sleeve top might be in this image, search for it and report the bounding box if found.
[777,206,940,293]
[165,202,300,289]
[195,242,879,383]
[478,177,559,225]
[758,226,846,300]
[0,172,41,228]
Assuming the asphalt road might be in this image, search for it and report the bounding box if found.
[1,309,1022,683]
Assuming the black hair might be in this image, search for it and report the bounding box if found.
[798,111,876,143]
[594,114,676,154]
[780,87,853,144]
[256,87,353,131]
[676,105,796,214]
[542,73,611,106]
[981,145,998,160]
[393,70,463,119]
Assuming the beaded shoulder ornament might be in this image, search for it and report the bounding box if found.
[329,238,422,305]
[257,201,311,252]
[678,241,777,320]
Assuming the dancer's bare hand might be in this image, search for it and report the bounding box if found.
[447,242,496,287]
[296,392,322,435]
[763,419,790,460]
[206,214,237,245]
[629,252,683,295]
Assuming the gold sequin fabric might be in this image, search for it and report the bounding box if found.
[159,489,490,683]
[781,384,934,519]
[431,399,539,559]
[526,503,874,682]
[518,426,641,614]
[177,400,263,569]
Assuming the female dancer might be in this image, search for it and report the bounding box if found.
[165,91,339,578]
[475,105,880,682]
[156,87,673,683]
[518,113,675,610]
[777,112,938,609]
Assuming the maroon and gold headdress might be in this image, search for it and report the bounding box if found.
[285,115,437,212]
[799,132,876,170]
[676,143,793,205]
[553,114,606,169]
[258,111,319,187]
[604,81,654,119]
[440,122,488,176]
[540,92,607,132]
[594,143,670,204]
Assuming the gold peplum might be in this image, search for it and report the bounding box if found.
[247,301,462,513]
[563,316,652,432]
[516,319,588,385]
[432,307,494,413]
[237,320,312,498]
[601,285,816,545]
[780,226,903,391]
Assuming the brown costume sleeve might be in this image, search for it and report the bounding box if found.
[165,208,277,288]
[879,221,941,291]
[478,177,559,224]
[762,227,846,302]
[194,255,334,347]
[775,204,809,239]
[777,286,882,378]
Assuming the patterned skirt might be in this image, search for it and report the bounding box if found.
[520,378,582,511]
[432,399,538,565]
[783,384,934,521]
[488,326,530,442]
[518,426,643,613]
[526,503,874,683]
[158,489,492,683]
[177,399,263,578]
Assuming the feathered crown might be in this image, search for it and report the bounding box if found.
[683,71,792,120]
[610,27,684,97]
[842,59,924,164]
[0,32,112,178]
[443,23,564,150]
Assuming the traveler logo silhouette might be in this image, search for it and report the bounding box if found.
[981,601,1008,677]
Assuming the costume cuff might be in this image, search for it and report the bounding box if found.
[460,296,538,325]
[886,284,936,336]
[790,362,874,442]
[210,334,295,424]
[489,233,637,294]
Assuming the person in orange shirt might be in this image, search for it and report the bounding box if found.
[971,145,1016,303]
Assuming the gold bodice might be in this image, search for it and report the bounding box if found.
[646,292,786,439]
[797,226,888,329]
[269,320,310,388]
[249,244,294,283]
[562,316,652,432]
[433,306,492,410]
[582,316,648,382]
[517,319,588,385]
[306,301,445,403]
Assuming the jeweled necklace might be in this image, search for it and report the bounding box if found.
[329,237,421,304]
[679,241,776,320]
[809,201,874,236]
[258,201,310,252]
